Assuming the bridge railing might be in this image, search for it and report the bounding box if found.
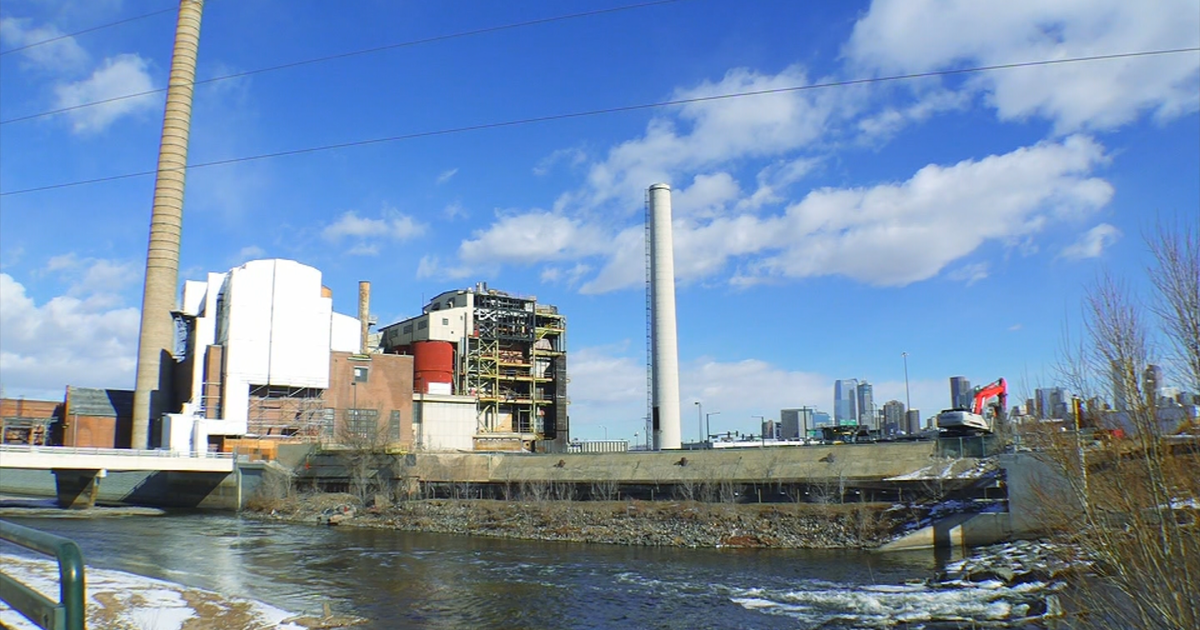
[0,519,86,630]
[0,444,234,460]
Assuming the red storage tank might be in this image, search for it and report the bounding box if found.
[413,341,454,394]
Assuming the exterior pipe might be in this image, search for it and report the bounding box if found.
[131,0,205,449]
[648,183,682,450]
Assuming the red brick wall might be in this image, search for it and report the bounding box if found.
[326,352,414,448]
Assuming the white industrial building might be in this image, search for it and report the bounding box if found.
[163,259,362,454]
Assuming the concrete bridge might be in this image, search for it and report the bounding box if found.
[0,445,234,509]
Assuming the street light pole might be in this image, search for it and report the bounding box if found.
[902,352,911,411]
[599,425,607,440]
[752,415,765,446]
[694,401,702,444]
[705,411,721,444]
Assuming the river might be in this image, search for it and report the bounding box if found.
[1,512,1062,629]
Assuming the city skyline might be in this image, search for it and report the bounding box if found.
[1,1,1198,442]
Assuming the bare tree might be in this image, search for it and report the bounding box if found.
[1039,229,1200,629]
[333,405,393,505]
[1146,218,1200,393]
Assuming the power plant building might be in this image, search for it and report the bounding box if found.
[167,259,415,454]
[379,283,568,452]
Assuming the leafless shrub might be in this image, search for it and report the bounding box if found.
[1037,227,1200,630]
[590,477,620,501]
[521,480,551,502]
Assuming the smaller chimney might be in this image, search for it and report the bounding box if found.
[358,281,371,355]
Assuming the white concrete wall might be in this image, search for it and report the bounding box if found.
[415,394,477,451]
[330,312,361,353]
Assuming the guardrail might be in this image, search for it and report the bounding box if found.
[0,519,86,630]
[0,444,233,460]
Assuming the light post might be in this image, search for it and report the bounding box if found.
[705,411,721,444]
[753,415,765,446]
[902,352,911,411]
[694,401,702,444]
[599,425,608,440]
[634,432,639,450]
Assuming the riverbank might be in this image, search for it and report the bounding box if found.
[249,492,919,548]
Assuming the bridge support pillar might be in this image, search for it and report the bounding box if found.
[53,469,106,509]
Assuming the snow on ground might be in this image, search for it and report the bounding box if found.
[885,457,999,481]
[0,553,308,630]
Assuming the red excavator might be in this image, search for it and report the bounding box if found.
[937,378,1007,434]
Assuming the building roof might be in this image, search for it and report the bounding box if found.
[66,387,134,418]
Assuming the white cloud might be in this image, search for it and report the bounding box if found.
[948,262,990,286]
[443,202,467,220]
[41,254,140,301]
[0,273,139,398]
[534,147,588,176]
[1059,222,1122,260]
[0,17,89,72]
[235,245,266,262]
[565,64,841,214]
[435,168,458,185]
[53,53,158,134]
[459,211,606,265]
[322,207,427,255]
[845,0,1200,132]
[582,135,1114,292]
[415,255,472,281]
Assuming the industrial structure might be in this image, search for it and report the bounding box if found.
[131,0,206,450]
[378,283,569,452]
[161,259,415,455]
[647,183,682,450]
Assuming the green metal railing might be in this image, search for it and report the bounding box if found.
[0,519,86,630]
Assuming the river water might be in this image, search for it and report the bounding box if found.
[1,512,1062,629]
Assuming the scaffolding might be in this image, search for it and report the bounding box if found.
[464,291,566,447]
[246,385,330,439]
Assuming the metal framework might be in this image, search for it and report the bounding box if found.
[463,291,566,447]
[246,385,329,439]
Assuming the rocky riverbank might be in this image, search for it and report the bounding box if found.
[249,492,915,548]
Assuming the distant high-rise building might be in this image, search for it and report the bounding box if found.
[1143,364,1163,406]
[1035,387,1068,419]
[780,408,813,440]
[834,380,857,425]
[883,400,906,433]
[1112,361,1135,411]
[761,419,779,440]
[856,381,875,428]
[950,376,972,410]
[905,409,922,434]
[813,411,833,428]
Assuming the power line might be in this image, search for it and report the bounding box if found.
[0,5,177,57]
[2,46,1197,198]
[0,0,686,126]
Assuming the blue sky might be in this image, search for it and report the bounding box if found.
[1,0,1198,443]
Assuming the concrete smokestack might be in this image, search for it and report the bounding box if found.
[358,281,371,355]
[131,0,205,449]
[648,183,682,450]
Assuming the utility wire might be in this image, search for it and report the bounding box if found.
[0,0,686,126]
[2,46,1197,198]
[0,5,178,57]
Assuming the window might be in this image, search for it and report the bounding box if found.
[353,366,369,383]
[344,409,379,439]
[403,324,413,334]
[442,318,449,326]
[417,320,428,330]
[389,410,401,441]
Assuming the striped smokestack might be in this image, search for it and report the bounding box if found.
[131,0,205,449]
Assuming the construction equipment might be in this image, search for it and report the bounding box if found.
[937,378,1007,434]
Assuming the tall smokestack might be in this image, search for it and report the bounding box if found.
[648,183,682,450]
[358,281,371,355]
[131,0,205,449]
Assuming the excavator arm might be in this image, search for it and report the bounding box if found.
[972,378,1008,416]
